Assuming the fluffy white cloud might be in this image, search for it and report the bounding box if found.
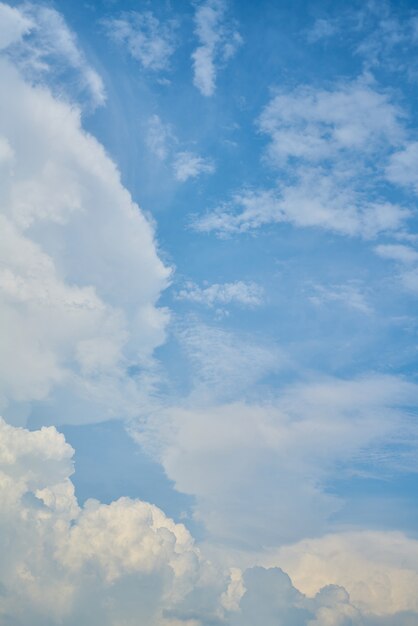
[0,17,171,425]
[104,10,177,72]
[0,418,224,626]
[192,0,242,97]
[177,281,263,308]
[258,80,403,166]
[267,531,418,617]
[2,418,418,625]
[172,151,215,182]
[194,79,412,238]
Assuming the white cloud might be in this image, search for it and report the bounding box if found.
[194,79,411,238]
[375,243,418,264]
[307,3,418,76]
[401,268,418,295]
[194,179,408,238]
[386,141,418,192]
[146,114,174,161]
[172,151,215,182]
[173,323,281,403]
[374,244,418,295]
[309,282,372,314]
[145,116,215,182]
[267,531,418,617]
[104,10,176,72]
[258,79,404,166]
[177,281,263,308]
[3,3,106,108]
[306,18,339,43]
[0,2,32,50]
[0,28,170,425]
[192,0,242,97]
[2,418,418,624]
[135,334,418,547]
[0,418,225,626]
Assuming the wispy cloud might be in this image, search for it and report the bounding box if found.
[172,150,215,182]
[176,280,264,308]
[375,243,418,264]
[145,115,215,182]
[307,1,418,78]
[308,282,372,315]
[0,3,32,50]
[193,180,408,238]
[103,10,177,72]
[386,141,418,192]
[2,3,106,107]
[145,114,174,160]
[306,17,339,43]
[192,0,242,96]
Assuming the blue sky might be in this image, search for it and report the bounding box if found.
[1,0,418,624]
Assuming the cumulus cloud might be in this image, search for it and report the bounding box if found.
[258,80,403,166]
[192,0,242,97]
[0,12,171,426]
[2,418,418,625]
[177,281,264,308]
[193,79,414,239]
[268,531,418,617]
[103,10,177,72]
[0,418,224,626]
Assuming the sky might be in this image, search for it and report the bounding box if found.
[1,0,418,624]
